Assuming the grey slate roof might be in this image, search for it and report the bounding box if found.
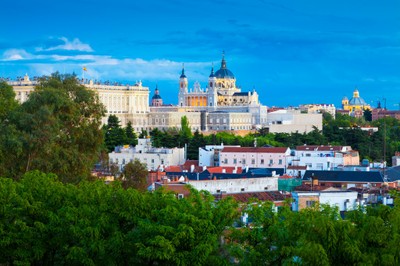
[303,170,384,183]
[385,166,400,182]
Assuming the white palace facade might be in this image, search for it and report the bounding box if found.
[7,55,322,133]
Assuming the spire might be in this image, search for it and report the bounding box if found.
[155,84,159,94]
[209,63,215,77]
[221,51,227,69]
[180,63,186,78]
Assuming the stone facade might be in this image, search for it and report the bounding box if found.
[109,138,185,171]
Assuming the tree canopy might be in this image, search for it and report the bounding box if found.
[0,171,238,265]
[0,73,106,182]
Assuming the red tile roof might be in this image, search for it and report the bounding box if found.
[207,166,243,174]
[164,165,182,172]
[221,147,289,153]
[183,160,199,167]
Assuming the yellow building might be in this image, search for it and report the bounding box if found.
[342,89,371,113]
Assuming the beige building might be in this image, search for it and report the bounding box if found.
[86,80,150,128]
[9,74,150,131]
[299,104,336,117]
[266,109,323,134]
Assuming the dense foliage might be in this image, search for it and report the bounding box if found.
[228,199,400,265]
[0,171,238,265]
[0,74,105,182]
[103,115,138,152]
[1,171,399,265]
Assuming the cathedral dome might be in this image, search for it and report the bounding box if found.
[349,97,367,106]
[348,89,367,105]
[214,55,235,79]
[151,86,163,106]
[152,94,162,100]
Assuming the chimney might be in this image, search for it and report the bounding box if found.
[190,164,195,173]
[222,168,226,173]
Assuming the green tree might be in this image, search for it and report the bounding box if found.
[122,159,148,191]
[139,129,148,138]
[0,81,18,119]
[187,129,206,160]
[364,109,372,121]
[0,82,23,176]
[150,128,163,147]
[178,115,192,148]
[0,73,105,182]
[104,115,127,152]
[125,121,138,146]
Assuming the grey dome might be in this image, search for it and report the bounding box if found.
[214,56,235,79]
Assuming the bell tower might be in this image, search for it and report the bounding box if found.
[178,65,188,106]
[207,65,217,107]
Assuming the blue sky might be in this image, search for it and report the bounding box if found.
[1,0,399,108]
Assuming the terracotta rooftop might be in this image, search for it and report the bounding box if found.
[221,147,289,153]
[164,165,182,172]
[207,166,243,174]
[183,160,199,167]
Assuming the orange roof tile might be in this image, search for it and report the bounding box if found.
[165,165,182,172]
[207,166,243,174]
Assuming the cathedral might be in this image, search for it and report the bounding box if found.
[341,89,371,117]
[177,54,260,108]
[10,54,322,134]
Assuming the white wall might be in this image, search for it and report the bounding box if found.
[319,191,358,211]
[292,191,358,212]
[187,176,279,194]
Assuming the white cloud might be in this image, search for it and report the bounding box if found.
[2,40,212,85]
[2,49,34,61]
[37,37,93,52]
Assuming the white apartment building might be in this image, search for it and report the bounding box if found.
[109,138,185,171]
[199,144,240,167]
[219,147,291,169]
[187,176,279,194]
[291,190,358,212]
[291,145,360,171]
